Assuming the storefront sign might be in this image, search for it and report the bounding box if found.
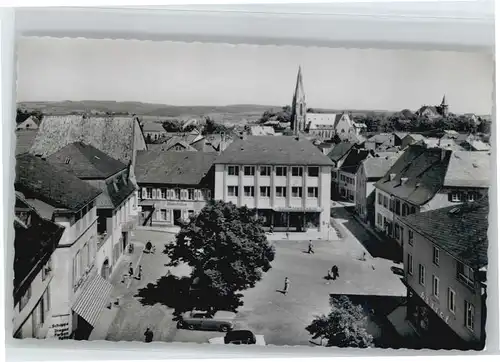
[167,201,189,207]
[420,291,450,324]
[50,314,71,339]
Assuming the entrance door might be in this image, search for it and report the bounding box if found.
[122,232,128,251]
[73,314,93,341]
[101,259,110,280]
[173,209,182,226]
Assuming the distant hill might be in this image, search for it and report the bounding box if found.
[18,101,280,117]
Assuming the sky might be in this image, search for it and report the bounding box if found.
[17,37,494,114]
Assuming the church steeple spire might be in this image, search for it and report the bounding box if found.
[440,94,449,117]
[291,66,306,135]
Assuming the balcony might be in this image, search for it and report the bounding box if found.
[97,232,111,250]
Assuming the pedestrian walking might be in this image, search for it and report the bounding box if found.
[283,277,290,295]
[307,240,314,254]
[326,269,333,280]
[137,265,143,280]
[144,327,153,343]
[332,265,339,280]
[128,262,134,279]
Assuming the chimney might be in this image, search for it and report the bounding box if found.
[389,173,396,181]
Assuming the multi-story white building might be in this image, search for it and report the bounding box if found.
[337,149,372,203]
[135,151,218,226]
[400,198,487,350]
[13,195,64,339]
[355,154,399,225]
[373,145,489,256]
[327,142,359,199]
[47,142,138,281]
[214,135,334,239]
[15,154,110,340]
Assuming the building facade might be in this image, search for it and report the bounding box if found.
[15,154,111,340]
[400,200,487,350]
[337,149,372,203]
[374,146,489,254]
[47,142,138,282]
[13,195,64,339]
[214,136,333,238]
[135,151,218,227]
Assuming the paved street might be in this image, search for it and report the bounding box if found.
[101,206,406,346]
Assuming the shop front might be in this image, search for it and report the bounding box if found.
[258,207,321,232]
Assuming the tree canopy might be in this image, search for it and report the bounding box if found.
[258,105,292,125]
[202,116,230,135]
[164,200,275,313]
[306,295,374,348]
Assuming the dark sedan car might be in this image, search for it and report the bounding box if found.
[223,330,257,345]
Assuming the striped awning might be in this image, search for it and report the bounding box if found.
[72,274,113,327]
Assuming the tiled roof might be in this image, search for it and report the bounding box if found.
[30,115,142,164]
[96,176,137,209]
[142,121,166,133]
[367,133,393,144]
[15,153,102,211]
[464,140,491,151]
[216,136,334,166]
[339,149,372,174]
[375,145,489,206]
[47,142,128,179]
[135,150,218,185]
[444,151,490,188]
[149,139,198,152]
[14,195,64,302]
[327,142,356,163]
[306,113,341,130]
[375,145,450,206]
[400,198,488,268]
[15,130,38,155]
[362,154,400,179]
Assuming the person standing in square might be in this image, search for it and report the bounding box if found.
[283,277,290,295]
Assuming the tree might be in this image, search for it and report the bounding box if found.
[306,295,374,348]
[203,116,229,135]
[164,200,275,313]
[163,119,182,132]
[258,105,292,125]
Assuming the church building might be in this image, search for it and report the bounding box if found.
[290,66,366,140]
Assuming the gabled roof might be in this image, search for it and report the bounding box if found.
[375,145,451,206]
[405,133,426,142]
[462,139,491,151]
[393,132,408,140]
[30,115,144,164]
[17,116,41,127]
[375,145,489,206]
[444,151,490,188]
[339,149,372,174]
[327,142,356,163]
[47,142,127,179]
[400,197,488,268]
[216,136,334,166]
[15,153,102,212]
[14,195,64,302]
[96,175,137,209]
[142,121,166,133]
[148,140,197,152]
[362,154,400,179]
[306,113,341,130]
[15,130,38,155]
[367,133,393,144]
[135,150,218,185]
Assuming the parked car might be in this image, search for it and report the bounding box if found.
[209,330,266,345]
[176,310,235,332]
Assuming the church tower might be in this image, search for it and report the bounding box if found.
[440,94,449,117]
[291,66,306,135]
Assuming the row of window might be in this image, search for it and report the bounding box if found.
[227,165,320,177]
[340,174,355,185]
[142,187,211,201]
[227,186,319,198]
[408,256,475,331]
[72,238,96,290]
[377,193,417,216]
[450,191,478,203]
